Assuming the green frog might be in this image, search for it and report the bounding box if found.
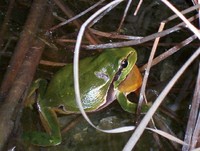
[24,47,145,146]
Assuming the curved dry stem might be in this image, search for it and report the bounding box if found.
[182,64,200,150]
[123,47,200,151]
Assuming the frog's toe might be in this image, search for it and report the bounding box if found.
[23,131,61,146]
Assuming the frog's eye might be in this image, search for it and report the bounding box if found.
[121,59,128,68]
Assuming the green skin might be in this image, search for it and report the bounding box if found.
[24,47,145,146]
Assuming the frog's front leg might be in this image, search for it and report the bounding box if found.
[116,91,149,113]
[23,79,62,146]
[24,79,48,108]
[23,99,61,146]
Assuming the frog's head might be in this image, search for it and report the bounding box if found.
[113,48,137,90]
[96,48,141,111]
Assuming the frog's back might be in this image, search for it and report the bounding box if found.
[42,48,135,113]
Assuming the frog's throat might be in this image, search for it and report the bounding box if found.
[95,80,116,112]
[94,59,133,111]
[118,65,142,93]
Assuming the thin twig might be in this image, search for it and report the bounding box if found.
[53,0,100,44]
[86,14,198,49]
[137,22,165,114]
[39,60,66,66]
[191,107,200,149]
[182,64,200,151]
[163,4,200,23]
[90,28,143,40]
[88,2,120,28]
[161,0,200,39]
[61,115,82,134]
[50,0,105,31]
[140,34,197,71]
[117,0,132,32]
[123,47,200,151]
[134,0,143,15]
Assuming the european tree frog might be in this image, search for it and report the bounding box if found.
[24,47,146,146]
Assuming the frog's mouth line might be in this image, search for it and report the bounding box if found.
[94,79,116,112]
[81,52,135,113]
[95,64,134,112]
